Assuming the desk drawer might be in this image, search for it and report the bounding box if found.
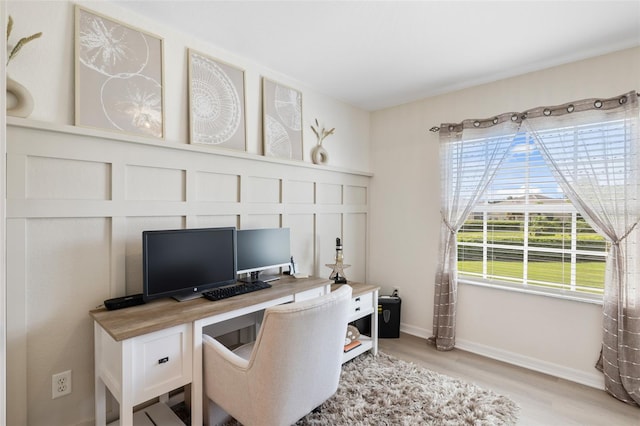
[351,292,373,316]
[294,286,328,302]
[132,324,192,404]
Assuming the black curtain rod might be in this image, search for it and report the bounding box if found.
[429,92,640,132]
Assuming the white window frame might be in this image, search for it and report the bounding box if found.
[457,140,607,305]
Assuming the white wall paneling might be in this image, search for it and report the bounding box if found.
[1,2,7,423]
[315,213,343,279]
[5,118,370,425]
[317,182,342,205]
[343,213,368,283]
[196,172,240,203]
[4,1,371,423]
[126,166,186,202]
[286,214,315,277]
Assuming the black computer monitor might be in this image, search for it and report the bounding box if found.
[142,227,237,302]
[236,228,291,282]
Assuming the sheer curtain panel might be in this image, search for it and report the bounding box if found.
[523,92,640,406]
[431,119,518,350]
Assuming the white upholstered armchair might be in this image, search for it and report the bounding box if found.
[202,285,352,426]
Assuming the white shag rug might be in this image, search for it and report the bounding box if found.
[296,351,519,425]
[215,351,520,425]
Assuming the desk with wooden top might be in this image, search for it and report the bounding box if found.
[90,276,378,425]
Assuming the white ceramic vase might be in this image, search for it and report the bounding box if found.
[311,145,329,165]
[6,75,34,118]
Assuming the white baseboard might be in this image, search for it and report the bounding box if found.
[456,339,604,390]
[399,323,429,339]
[398,324,604,390]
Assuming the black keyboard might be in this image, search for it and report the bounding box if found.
[202,281,272,301]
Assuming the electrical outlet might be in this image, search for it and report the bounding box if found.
[52,370,72,399]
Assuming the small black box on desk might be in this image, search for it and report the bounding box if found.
[378,296,401,338]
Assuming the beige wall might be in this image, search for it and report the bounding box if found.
[369,46,640,387]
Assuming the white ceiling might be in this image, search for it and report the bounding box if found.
[112,0,640,111]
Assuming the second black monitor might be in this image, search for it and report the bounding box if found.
[237,227,290,281]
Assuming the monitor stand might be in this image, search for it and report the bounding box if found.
[240,271,280,284]
[172,291,205,302]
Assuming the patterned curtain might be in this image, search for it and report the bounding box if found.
[523,91,640,406]
[430,118,519,350]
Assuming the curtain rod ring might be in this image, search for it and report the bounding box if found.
[492,117,499,124]
[594,100,603,108]
[543,108,552,116]
[511,114,519,121]
[567,104,575,113]
[619,96,627,105]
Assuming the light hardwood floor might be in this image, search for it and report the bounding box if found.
[379,333,639,426]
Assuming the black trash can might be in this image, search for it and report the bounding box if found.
[378,296,401,338]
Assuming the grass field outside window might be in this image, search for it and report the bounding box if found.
[457,214,607,296]
[454,133,608,299]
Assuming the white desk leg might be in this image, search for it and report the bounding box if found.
[192,320,203,426]
[118,404,134,426]
[372,289,379,355]
[94,322,106,426]
[120,340,135,426]
[95,376,106,426]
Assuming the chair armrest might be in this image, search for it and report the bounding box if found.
[202,334,252,416]
[203,334,250,371]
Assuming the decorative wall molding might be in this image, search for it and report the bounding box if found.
[7,117,373,178]
[5,119,371,424]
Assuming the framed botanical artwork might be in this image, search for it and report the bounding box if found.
[75,6,165,139]
[262,78,303,160]
[188,49,247,150]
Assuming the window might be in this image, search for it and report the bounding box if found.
[457,133,608,298]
